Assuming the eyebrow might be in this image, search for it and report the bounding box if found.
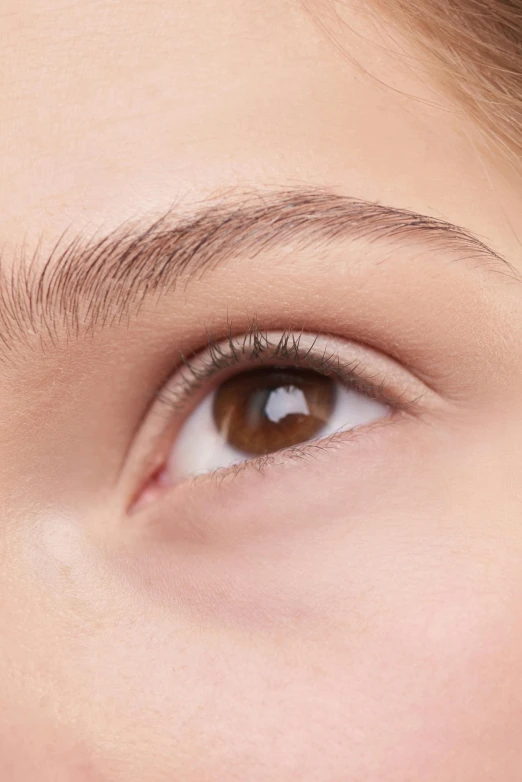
[0,187,514,355]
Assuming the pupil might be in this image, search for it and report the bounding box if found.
[213,367,335,456]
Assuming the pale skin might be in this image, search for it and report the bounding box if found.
[1,0,522,779]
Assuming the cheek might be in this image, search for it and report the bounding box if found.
[116,424,522,776]
[9,529,521,782]
[2,422,522,780]
[110,524,522,780]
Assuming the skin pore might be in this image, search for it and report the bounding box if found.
[1,0,522,779]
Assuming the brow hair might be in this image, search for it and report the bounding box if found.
[0,187,513,356]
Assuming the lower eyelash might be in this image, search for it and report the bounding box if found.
[182,415,396,491]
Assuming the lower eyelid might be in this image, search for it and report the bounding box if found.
[196,424,392,484]
[128,409,400,515]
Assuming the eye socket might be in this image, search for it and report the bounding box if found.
[127,325,428,511]
[166,364,389,481]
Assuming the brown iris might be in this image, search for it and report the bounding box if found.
[212,367,336,456]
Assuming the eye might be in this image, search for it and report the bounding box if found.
[167,364,389,481]
[127,325,427,510]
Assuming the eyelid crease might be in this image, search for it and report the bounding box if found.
[1,186,514,362]
[154,321,426,423]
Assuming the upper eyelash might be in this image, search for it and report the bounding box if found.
[155,320,417,418]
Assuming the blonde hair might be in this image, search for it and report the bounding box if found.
[307,0,522,171]
[385,0,522,169]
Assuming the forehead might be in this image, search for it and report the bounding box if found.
[0,0,520,267]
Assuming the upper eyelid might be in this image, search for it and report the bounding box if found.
[154,326,429,420]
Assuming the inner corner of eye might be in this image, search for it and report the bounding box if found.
[132,365,391,499]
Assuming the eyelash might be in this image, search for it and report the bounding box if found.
[157,322,411,418]
[128,321,424,509]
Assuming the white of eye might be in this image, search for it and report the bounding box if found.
[167,376,389,481]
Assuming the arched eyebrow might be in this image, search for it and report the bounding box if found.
[0,187,514,354]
